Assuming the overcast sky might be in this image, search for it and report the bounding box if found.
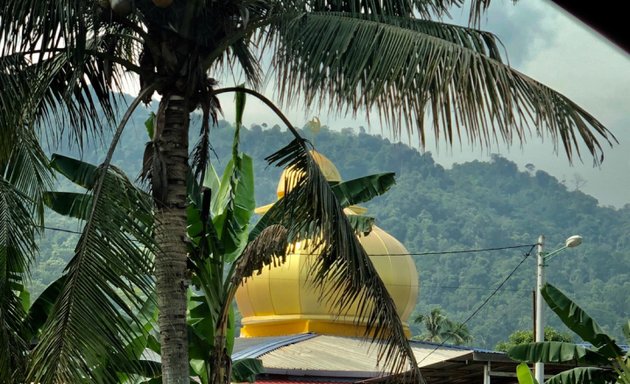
[212,1,630,208]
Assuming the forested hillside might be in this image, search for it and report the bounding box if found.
[33,106,630,349]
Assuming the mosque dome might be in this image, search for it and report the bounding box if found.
[236,151,419,338]
[275,151,342,198]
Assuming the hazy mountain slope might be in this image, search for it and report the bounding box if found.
[34,109,629,349]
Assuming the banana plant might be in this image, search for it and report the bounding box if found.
[183,94,398,383]
[185,145,397,384]
[509,283,629,384]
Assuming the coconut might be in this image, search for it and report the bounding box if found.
[111,0,132,16]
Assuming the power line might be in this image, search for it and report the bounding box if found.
[39,225,83,235]
[415,244,537,365]
[421,285,529,293]
[37,225,538,257]
[300,244,537,257]
[396,244,537,257]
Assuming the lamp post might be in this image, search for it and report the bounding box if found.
[534,234,582,383]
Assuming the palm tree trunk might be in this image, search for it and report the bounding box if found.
[154,94,190,384]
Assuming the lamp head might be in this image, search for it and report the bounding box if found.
[565,235,583,248]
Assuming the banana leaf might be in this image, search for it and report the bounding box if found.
[331,172,395,207]
[546,367,617,384]
[509,341,609,365]
[43,191,92,220]
[542,283,623,359]
[516,362,538,384]
[50,153,98,188]
[346,214,375,235]
[22,276,66,342]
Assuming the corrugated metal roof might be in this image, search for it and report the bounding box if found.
[240,335,472,373]
[233,334,317,360]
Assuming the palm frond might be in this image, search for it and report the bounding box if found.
[271,12,616,164]
[26,165,155,384]
[0,125,53,382]
[0,1,143,153]
[0,45,124,152]
[191,79,221,183]
[232,224,289,285]
[0,1,94,55]
[1,125,54,226]
[251,139,421,380]
[0,178,36,383]
[299,0,458,19]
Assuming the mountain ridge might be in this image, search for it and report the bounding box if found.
[33,104,629,349]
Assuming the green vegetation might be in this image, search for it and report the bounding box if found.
[509,283,629,384]
[3,1,619,381]
[495,327,573,352]
[32,121,630,351]
[413,307,472,345]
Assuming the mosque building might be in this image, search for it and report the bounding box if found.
[232,152,565,384]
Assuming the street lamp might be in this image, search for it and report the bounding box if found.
[534,234,583,383]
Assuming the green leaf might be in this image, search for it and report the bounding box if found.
[226,304,235,355]
[273,12,615,165]
[508,341,608,365]
[223,153,255,262]
[19,286,30,312]
[202,162,221,199]
[187,294,216,362]
[23,276,66,340]
[50,153,98,189]
[331,172,396,207]
[43,191,92,220]
[188,321,213,360]
[27,164,156,384]
[231,358,264,383]
[189,359,207,383]
[546,367,617,384]
[211,159,235,218]
[516,362,537,384]
[145,112,156,139]
[211,154,255,262]
[346,214,375,235]
[0,177,36,381]
[542,283,623,358]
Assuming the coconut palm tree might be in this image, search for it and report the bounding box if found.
[0,1,617,383]
[414,307,472,345]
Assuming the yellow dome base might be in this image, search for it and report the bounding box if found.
[240,315,412,339]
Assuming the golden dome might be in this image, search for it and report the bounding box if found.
[237,151,419,338]
[235,224,419,338]
[276,151,342,198]
[256,151,343,214]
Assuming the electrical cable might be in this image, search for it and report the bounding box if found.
[377,244,537,256]
[38,225,538,257]
[415,243,537,366]
[39,225,83,235]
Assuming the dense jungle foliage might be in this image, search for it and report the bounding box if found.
[33,104,630,350]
